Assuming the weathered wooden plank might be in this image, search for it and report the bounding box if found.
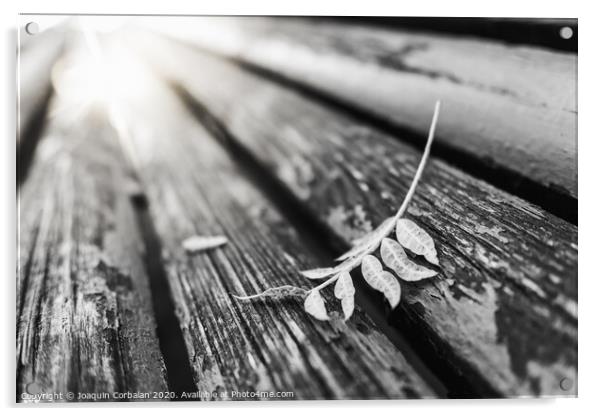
[115,55,438,400]
[17,97,168,401]
[130,32,577,397]
[152,16,577,201]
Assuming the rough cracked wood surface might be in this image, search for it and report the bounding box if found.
[132,33,577,397]
[153,17,577,199]
[17,99,167,401]
[119,72,437,400]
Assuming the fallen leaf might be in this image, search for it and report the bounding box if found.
[234,102,441,322]
[182,235,228,253]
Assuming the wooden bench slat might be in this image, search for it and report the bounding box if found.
[17,98,168,401]
[117,60,438,399]
[153,17,577,201]
[130,32,577,397]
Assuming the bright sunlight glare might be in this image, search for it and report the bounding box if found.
[51,24,154,116]
[48,21,159,170]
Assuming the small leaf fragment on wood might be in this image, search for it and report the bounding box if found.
[234,285,308,301]
[182,235,228,253]
[304,290,330,320]
[396,219,439,265]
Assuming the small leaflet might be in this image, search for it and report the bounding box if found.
[360,255,401,308]
[396,219,439,265]
[334,272,355,320]
[361,255,383,285]
[304,290,330,321]
[380,238,437,281]
[182,235,228,253]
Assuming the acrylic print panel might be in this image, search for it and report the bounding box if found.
[17,14,577,402]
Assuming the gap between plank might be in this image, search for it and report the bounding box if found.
[129,192,199,400]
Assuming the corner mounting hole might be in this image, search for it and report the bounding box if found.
[559,26,573,40]
[25,22,39,35]
[559,377,573,391]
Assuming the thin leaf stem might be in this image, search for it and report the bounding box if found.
[394,100,440,221]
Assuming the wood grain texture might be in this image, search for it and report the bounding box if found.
[151,16,577,199]
[117,64,437,400]
[17,100,168,402]
[131,33,577,397]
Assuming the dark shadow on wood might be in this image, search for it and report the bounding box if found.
[172,83,501,399]
[17,85,53,187]
[130,194,199,400]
